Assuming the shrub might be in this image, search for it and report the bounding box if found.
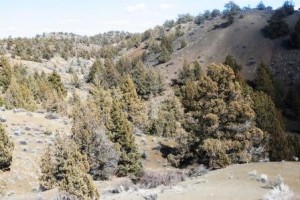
[223,55,242,74]
[158,45,171,63]
[257,174,269,183]
[211,9,221,18]
[257,1,266,10]
[177,13,194,24]
[188,165,209,177]
[204,10,211,20]
[262,19,290,39]
[194,13,205,25]
[137,170,186,189]
[264,183,294,200]
[224,1,241,14]
[163,20,175,29]
[180,40,187,49]
[0,123,14,170]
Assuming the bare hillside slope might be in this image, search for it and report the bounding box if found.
[158,11,274,82]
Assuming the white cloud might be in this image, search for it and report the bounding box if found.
[159,3,176,9]
[126,3,147,12]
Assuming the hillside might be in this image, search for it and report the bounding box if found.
[0,2,300,200]
[154,10,274,81]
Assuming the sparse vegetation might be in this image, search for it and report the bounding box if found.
[1,1,300,199]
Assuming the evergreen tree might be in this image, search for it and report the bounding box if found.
[86,59,102,84]
[178,60,202,85]
[131,61,149,97]
[103,58,121,88]
[223,55,242,74]
[0,57,12,92]
[39,146,56,190]
[47,71,67,97]
[251,91,291,160]
[120,75,147,128]
[255,63,275,100]
[149,96,184,138]
[71,100,119,180]
[171,64,266,168]
[0,123,14,170]
[5,78,37,111]
[39,136,99,199]
[107,100,142,176]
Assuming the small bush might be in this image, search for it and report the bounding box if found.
[137,170,186,189]
[264,183,294,200]
[180,40,187,49]
[189,165,209,177]
[257,174,269,183]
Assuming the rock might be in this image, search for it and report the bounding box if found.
[111,185,125,194]
[0,116,7,122]
[36,109,46,114]
[26,112,33,117]
[0,106,6,111]
[14,131,21,136]
[143,193,158,200]
[45,113,59,120]
[20,141,28,145]
[13,108,25,113]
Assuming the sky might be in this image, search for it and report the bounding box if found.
[1,0,299,38]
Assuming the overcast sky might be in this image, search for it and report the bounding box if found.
[1,0,299,38]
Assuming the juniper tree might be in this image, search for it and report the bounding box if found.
[251,91,291,160]
[86,59,103,84]
[0,57,12,92]
[171,64,266,168]
[255,63,275,100]
[148,96,184,138]
[47,71,67,97]
[107,99,142,176]
[71,100,119,180]
[39,136,99,199]
[0,123,14,170]
[120,75,147,129]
